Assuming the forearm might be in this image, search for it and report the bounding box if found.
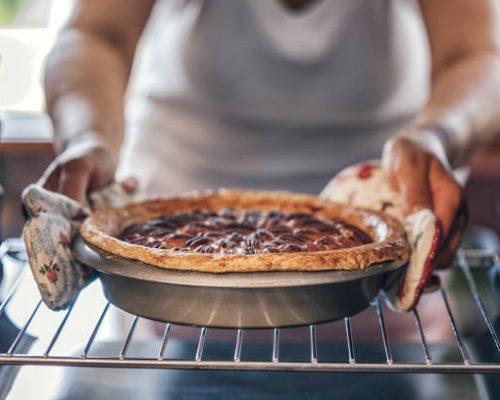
[406,52,500,167]
[45,28,129,165]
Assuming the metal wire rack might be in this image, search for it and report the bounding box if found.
[0,238,499,374]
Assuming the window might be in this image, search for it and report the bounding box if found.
[0,0,74,113]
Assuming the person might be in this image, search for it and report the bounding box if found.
[40,0,500,273]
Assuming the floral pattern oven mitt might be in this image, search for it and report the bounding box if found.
[22,181,137,310]
[320,161,442,311]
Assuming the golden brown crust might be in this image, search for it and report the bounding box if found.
[80,189,409,272]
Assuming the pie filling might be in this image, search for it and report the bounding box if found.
[118,208,373,255]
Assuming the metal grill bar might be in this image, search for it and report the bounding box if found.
[309,325,318,364]
[44,300,76,357]
[7,299,42,356]
[375,299,393,365]
[0,240,499,374]
[413,309,433,365]
[1,356,500,373]
[344,317,355,364]
[81,302,110,358]
[458,251,500,351]
[158,323,172,361]
[0,269,26,318]
[272,328,280,363]
[234,329,243,362]
[195,327,207,362]
[439,288,470,365]
[118,316,139,359]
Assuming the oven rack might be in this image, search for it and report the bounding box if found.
[0,238,499,374]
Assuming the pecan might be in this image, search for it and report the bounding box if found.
[253,229,274,241]
[186,237,212,248]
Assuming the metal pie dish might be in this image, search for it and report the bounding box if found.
[73,236,407,328]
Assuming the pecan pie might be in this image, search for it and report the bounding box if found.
[80,190,409,273]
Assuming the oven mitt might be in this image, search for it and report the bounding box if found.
[320,160,442,311]
[21,179,137,310]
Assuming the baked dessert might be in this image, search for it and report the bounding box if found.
[80,189,409,273]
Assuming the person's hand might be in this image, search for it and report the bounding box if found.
[382,134,467,268]
[39,139,117,203]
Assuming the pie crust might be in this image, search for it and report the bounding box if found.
[80,189,409,273]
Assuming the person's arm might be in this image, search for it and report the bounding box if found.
[41,0,155,201]
[383,0,500,266]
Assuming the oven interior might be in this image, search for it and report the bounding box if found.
[0,230,499,398]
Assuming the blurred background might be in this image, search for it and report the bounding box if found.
[1,0,73,238]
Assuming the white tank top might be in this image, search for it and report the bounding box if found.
[118,0,429,196]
